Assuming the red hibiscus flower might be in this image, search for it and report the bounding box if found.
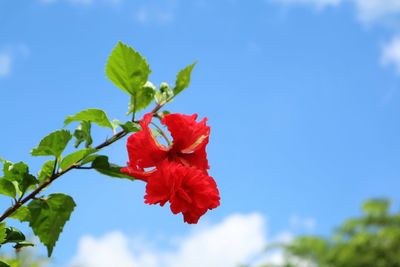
[144,161,220,224]
[121,112,210,181]
[121,112,219,224]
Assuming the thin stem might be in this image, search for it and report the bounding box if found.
[0,165,75,222]
[132,94,137,122]
[75,166,93,170]
[151,103,162,114]
[151,122,171,146]
[0,102,165,223]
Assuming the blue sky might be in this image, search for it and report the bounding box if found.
[1,0,400,266]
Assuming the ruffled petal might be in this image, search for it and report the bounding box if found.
[144,161,220,224]
[144,160,175,206]
[178,136,209,171]
[162,113,210,152]
[162,113,210,171]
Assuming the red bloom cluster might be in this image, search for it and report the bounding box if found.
[121,113,220,224]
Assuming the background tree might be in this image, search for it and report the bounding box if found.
[254,199,400,267]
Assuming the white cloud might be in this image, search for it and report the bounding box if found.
[381,36,400,74]
[0,53,12,78]
[70,213,268,267]
[165,213,266,267]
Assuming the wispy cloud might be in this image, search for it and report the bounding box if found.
[381,36,400,74]
[353,0,400,25]
[38,0,122,7]
[134,7,174,25]
[133,0,177,25]
[0,53,12,78]
[70,213,270,267]
[270,0,400,25]
[289,215,316,231]
[270,0,400,77]
[0,44,30,79]
[270,0,342,10]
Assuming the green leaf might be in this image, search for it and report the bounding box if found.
[37,160,55,184]
[91,156,132,179]
[173,62,197,97]
[128,81,156,113]
[10,206,30,222]
[60,148,95,170]
[0,179,16,198]
[80,154,101,166]
[0,261,10,267]
[3,162,38,194]
[73,121,93,148]
[28,193,76,257]
[3,161,28,180]
[31,130,72,158]
[65,109,113,129]
[20,174,37,193]
[106,41,151,95]
[0,223,6,244]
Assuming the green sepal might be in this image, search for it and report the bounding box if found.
[73,121,93,148]
[173,62,197,97]
[28,193,76,257]
[31,130,72,158]
[64,109,113,129]
[3,227,26,244]
[13,241,35,249]
[112,120,141,133]
[106,41,151,95]
[127,81,156,114]
[155,82,174,105]
[91,156,132,179]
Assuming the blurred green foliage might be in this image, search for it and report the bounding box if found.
[0,249,47,267]
[257,198,400,267]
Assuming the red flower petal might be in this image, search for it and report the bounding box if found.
[120,165,155,182]
[144,161,220,224]
[123,113,168,179]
